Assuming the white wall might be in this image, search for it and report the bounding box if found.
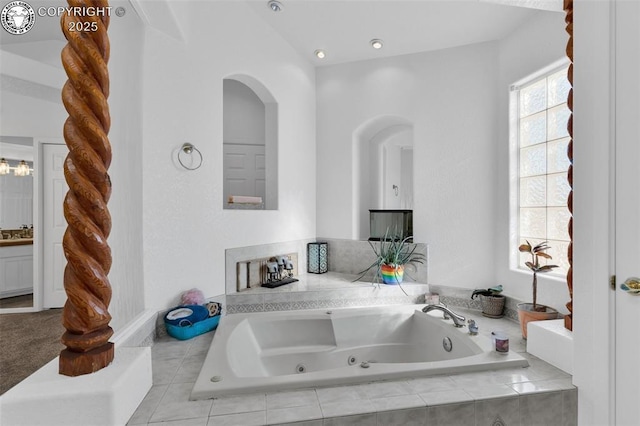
[495,11,570,312]
[381,129,412,210]
[142,1,316,310]
[223,79,266,144]
[0,167,33,229]
[106,1,146,331]
[317,42,500,289]
[0,50,67,139]
[400,148,414,209]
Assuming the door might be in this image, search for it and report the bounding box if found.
[42,143,69,308]
[615,1,640,424]
[223,143,266,205]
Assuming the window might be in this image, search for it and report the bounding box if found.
[511,63,571,277]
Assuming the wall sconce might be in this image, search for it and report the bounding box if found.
[307,242,328,274]
[0,158,32,177]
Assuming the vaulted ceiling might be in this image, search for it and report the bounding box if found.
[0,0,563,69]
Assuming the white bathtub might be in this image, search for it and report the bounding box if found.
[191,304,528,399]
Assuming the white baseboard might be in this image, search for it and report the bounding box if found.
[112,309,157,347]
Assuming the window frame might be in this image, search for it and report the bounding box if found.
[509,58,570,280]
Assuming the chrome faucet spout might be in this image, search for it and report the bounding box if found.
[422,303,466,327]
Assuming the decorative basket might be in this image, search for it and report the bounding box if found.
[164,309,220,340]
[479,295,505,318]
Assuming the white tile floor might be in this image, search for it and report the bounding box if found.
[127,308,576,426]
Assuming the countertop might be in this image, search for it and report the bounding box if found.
[0,238,34,247]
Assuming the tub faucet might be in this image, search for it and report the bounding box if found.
[422,303,466,327]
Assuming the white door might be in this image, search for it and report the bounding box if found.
[42,143,69,308]
[615,1,640,424]
[223,143,266,204]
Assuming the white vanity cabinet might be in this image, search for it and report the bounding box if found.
[0,243,33,298]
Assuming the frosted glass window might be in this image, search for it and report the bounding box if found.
[520,144,546,177]
[547,137,571,173]
[547,207,571,241]
[547,69,571,108]
[520,176,546,207]
[547,173,571,207]
[520,208,546,239]
[547,104,571,140]
[520,111,546,147]
[513,64,571,277]
[520,79,546,117]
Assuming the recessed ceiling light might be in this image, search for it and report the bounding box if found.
[314,49,326,59]
[268,1,282,12]
[370,39,384,49]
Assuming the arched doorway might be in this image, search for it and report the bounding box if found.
[353,116,414,240]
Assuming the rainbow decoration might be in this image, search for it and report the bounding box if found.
[381,264,404,284]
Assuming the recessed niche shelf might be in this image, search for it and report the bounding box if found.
[222,76,278,210]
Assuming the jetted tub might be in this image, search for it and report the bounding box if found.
[191,304,528,399]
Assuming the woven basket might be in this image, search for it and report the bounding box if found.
[479,295,505,317]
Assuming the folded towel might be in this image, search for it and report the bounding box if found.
[228,195,263,204]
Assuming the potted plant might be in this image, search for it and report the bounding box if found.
[471,285,505,318]
[355,229,426,287]
[517,240,560,339]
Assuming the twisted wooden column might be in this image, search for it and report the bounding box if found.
[564,0,574,332]
[59,0,114,376]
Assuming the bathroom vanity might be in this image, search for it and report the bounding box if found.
[0,238,34,299]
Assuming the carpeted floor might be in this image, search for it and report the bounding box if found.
[0,294,33,309]
[0,308,64,395]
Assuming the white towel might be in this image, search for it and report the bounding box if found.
[228,195,263,204]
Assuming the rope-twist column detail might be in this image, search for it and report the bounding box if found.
[564,0,574,332]
[59,0,114,376]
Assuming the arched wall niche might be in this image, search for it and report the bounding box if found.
[223,74,278,210]
[352,115,414,240]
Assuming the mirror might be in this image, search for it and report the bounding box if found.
[223,76,278,210]
[355,120,414,240]
[0,138,34,309]
[227,0,559,295]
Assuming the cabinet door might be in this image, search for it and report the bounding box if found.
[0,250,33,296]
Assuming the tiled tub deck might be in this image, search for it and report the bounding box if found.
[128,307,576,426]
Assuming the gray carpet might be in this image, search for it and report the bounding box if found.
[0,294,33,309]
[0,308,64,395]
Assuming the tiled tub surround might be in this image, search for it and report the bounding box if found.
[191,305,528,399]
[320,238,428,283]
[225,239,428,291]
[429,285,528,323]
[129,308,577,426]
[223,274,537,321]
[226,272,429,314]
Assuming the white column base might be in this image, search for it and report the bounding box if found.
[527,319,574,375]
[0,346,152,426]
